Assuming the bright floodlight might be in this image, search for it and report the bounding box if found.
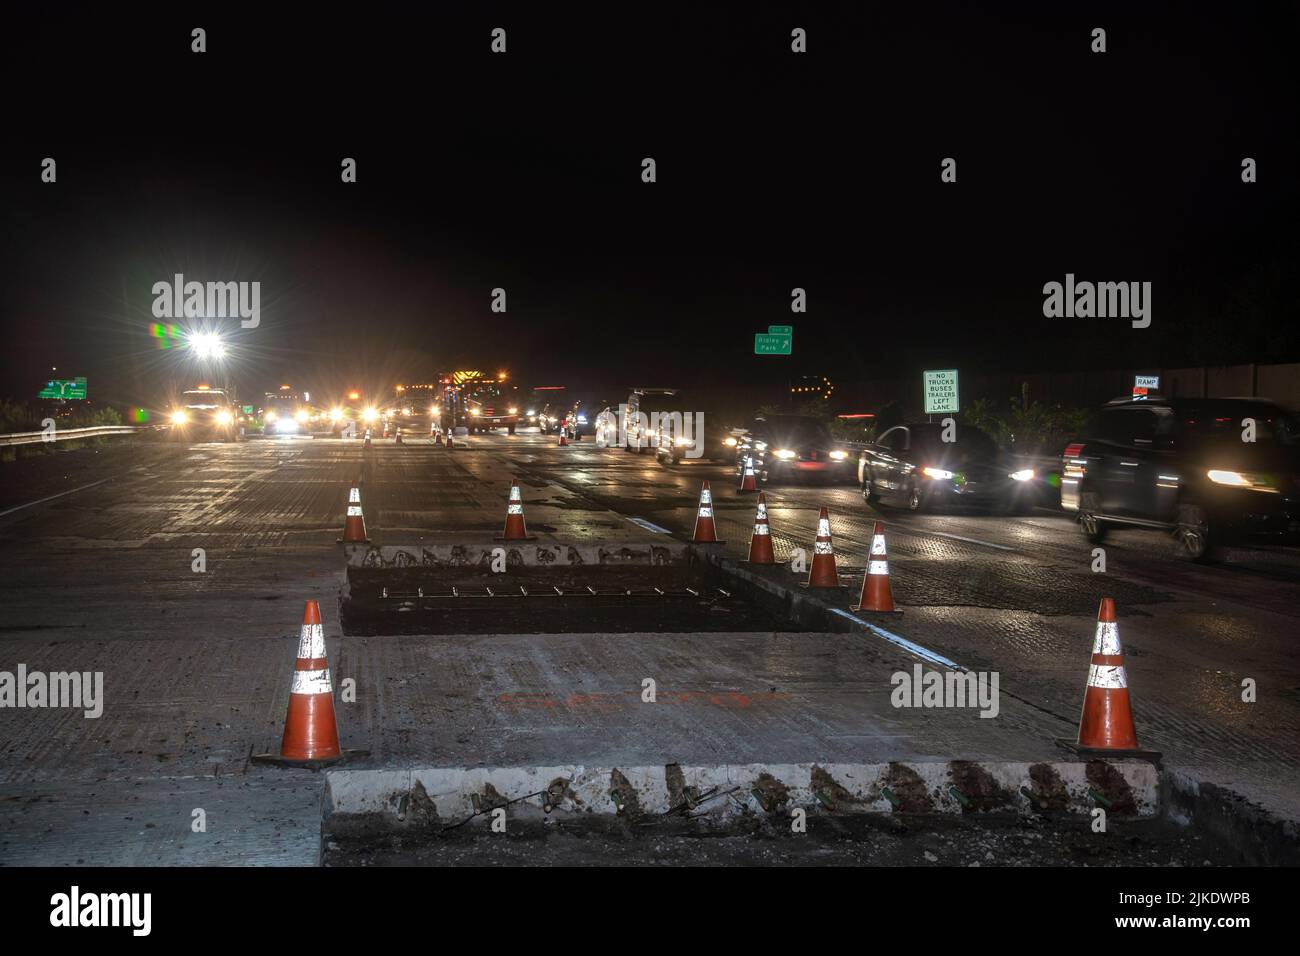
[187,331,226,359]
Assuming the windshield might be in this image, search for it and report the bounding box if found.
[761,416,833,445]
[912,424,997,461]
[1177,403,1300,448]
[183,390,227,406]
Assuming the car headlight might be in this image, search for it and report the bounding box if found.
[295,410,309,423]
[171,410,188,425]
[1207,469,1279,492]
[724,437,738,447]
[264,410,278,422]
[922,466,954,480]
[330,408,344,422]
[1009,468,1035,482]
[774,449,797,460]
[469,407,480,416]
[508,407,519,415]
[363,408,379,422]
[829,450,848,461]
[215,410,233,425]
[526,409,535,416]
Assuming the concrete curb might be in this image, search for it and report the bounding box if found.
[346,539,688,569]
[323,760,1160,825]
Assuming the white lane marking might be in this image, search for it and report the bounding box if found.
[625,516,672,534]
[920,530,1015,552]
[0,478,112,519]
[828,607,966,671]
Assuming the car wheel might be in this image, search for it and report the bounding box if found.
[1078,491,1107,544]
[906,483,925,512]
[862,469,879,505]
[1177,502,1221,563]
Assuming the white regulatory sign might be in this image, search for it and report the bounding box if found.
[923,369,959,415]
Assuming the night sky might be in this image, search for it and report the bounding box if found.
[3,2,1297,410]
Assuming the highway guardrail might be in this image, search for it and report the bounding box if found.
[0,425,142,447]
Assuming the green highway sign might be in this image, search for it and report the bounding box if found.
[755,324,793,355]
[754,333,791,355]
[38,377,88,400]
[923,369,959,414]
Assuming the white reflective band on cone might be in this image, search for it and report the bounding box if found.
[817,520,831,536]
[698,507,713,518]
[509,488,521,500]
[508,503,522,514]
[756,504,767,519]
[871,536,887,555]
[291,667,333,695]
[869,560,889,575]
[1091,621,1123,656]
[349,488,361,503]
[296,623,326,660]
[815,541,834,554]
[701,491,713,504]
[1087,664,1127,689]
[347,506,363,516]
[753,524,770,535]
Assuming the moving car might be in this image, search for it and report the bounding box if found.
[168,384,241,442]
[858,422,1040,511]
[262,385,314,436]
[1061,396,1300,560]
[735,415,855,485]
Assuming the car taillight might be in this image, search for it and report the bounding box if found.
[1063,443,1087,479]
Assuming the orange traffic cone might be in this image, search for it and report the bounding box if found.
[853,521,900,613]
[277,600,341,763]
[363,428,372,448]
[394,426,403,445]
[337,485,369,543]
[745,492,775,564]
[558,430,568,446]
[806,506,840,588]
[446,432,455,449]
[738,454,758,492]
[1076,598,1140,751]
[692,480,722,543]
[498,479,533,540]
[433,428,444,446]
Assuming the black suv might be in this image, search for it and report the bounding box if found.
[1061,396,1300,560]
